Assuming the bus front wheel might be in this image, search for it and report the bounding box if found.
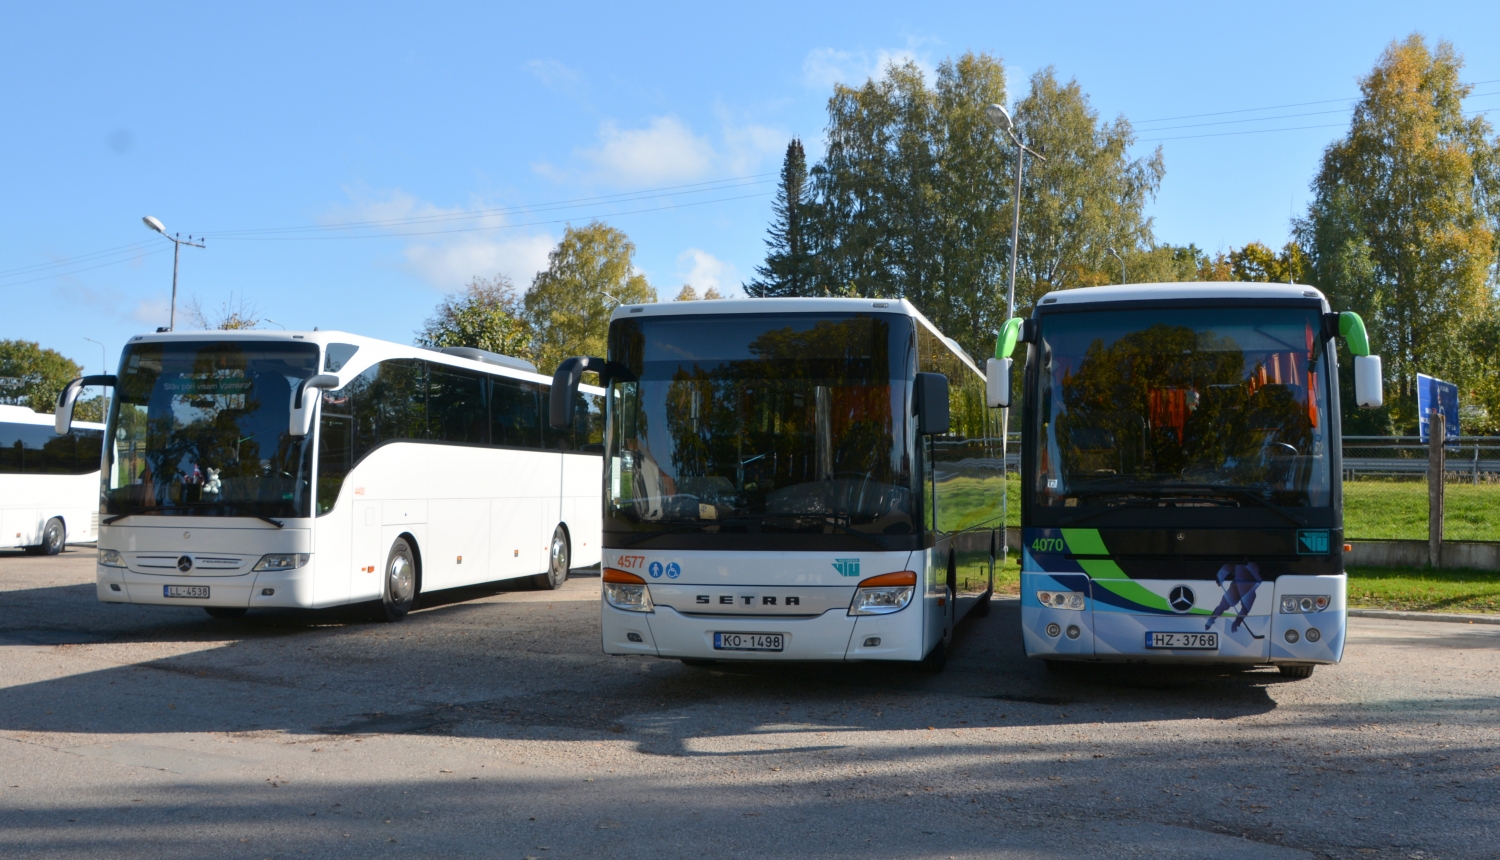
[379,538,419,622]
[204,607,247,619]
[533,526,569,591]
[1278,664,1315,680]
[26,518,64,556]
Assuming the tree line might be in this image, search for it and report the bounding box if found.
[746,37,1500,435]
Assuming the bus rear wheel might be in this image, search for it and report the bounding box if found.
[533,526,569,590]
[1278,664,1315,680]
[26,518,65,556]
[379,538,419,622]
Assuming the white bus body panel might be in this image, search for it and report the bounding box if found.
[0,471,99,549]
[600,548,941,662]
[97,438,602,610]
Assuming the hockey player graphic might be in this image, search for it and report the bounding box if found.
[1205,561,1266,639]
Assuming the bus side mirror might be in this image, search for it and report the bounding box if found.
[289,374,340,437]
[915,372,950,436]
[54,375,117,434]
[549,356,605,429]
[1353,355,1383,409]
[985,357,1012,408]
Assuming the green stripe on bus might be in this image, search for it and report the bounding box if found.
[1060,528,1109,556]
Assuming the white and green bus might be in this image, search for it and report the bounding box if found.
[549,297,1005,670]
[991,284,1383,678]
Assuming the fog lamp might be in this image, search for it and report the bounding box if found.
[1284,629,1300,644]
[1305,627,1321,643]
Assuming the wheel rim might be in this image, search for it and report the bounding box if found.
[388,554,414,603]
[550,535,567,580]
[46,523,62,551]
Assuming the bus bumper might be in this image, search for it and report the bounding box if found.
[96,559,321,609]
[1021,571,1346,666]
[603,602,926,662]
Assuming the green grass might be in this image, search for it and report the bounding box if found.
[1344,480,1500,541]
[1347,565,1500,613]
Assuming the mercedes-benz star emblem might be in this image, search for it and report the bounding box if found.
[177,556,194,573]
[1168,585,1195,613]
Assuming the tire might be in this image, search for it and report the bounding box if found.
[378,538,419,622]
[26,518,65,556]
[533,526,570,590]
[679,658,717,668]
[1278,664,1315,680]
[917,640,948,675]
[204,606,248,619]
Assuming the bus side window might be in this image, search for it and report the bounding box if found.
[0,422,23,474]
[491,378,541,450]
[72,428,103,475]
[577,391,604,453]
[428,366,489,445]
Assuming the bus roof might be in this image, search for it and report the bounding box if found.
[116,329,595,391]
[1035,282,1328,309]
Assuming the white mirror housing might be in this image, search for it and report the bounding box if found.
[289,374,341,437]
[1353,354,1383,409]
[986,357,1013,408]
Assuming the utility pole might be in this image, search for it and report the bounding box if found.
[142,216,205,331]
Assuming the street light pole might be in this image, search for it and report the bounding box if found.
[1108,247,1126,284]
[142,216,205,331]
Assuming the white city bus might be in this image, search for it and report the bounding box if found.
[56,331,603,621]
[549,298,1005,670]
[0,404,103,554]
[994,284,1383,678]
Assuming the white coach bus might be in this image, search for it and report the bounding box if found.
[548,298,1005,671]
[0,405,103,554]
[55,331,603,621]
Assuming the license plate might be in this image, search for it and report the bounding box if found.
[163,585,210,599]
[714,633,784,652]
[1146,631,1218,649]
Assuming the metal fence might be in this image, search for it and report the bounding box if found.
[1342,436,1500,483]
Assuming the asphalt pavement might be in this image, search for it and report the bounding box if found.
[1,547,1495,859]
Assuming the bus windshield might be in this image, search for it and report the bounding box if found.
[606,313,915,546]
[104,341,321,519]
[1032,306,1332,509]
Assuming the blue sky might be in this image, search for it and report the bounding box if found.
[3,1,1497,375]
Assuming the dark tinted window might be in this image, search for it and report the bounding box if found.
[0,422,103,475]
[429,366,489,445]
[492,377,541,448]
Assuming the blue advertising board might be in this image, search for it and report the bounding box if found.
[1416,373,1459,442]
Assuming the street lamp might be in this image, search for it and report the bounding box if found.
[984,104,1045,321]
[142,216,205,331]
[1107,248,1126,284]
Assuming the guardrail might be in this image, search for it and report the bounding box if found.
[1343,436,1500,483]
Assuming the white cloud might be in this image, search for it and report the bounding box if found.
[801,44,938,90]
[675,249,739,297]
[575,116,717,185]
[325,190,557,290]
[525,58,582,91]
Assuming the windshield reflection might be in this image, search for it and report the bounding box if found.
[608,314,914,544]
[104,341,320,519]
[1034,307,1332,508]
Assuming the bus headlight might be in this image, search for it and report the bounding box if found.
[1280,595,1330,613]
[1036,590,1086,610]
[849,571,917,616]
[603,568,653,613]
[98,549,125,568]
[253,553,310,572]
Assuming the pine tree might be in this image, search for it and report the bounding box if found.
[747,138,814,297]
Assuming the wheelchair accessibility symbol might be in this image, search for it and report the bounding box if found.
[666,562,681,579]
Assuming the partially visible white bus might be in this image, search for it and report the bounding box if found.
[0,404,103,554]
[56,331,603,620]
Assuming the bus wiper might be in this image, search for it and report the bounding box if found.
[102,514,133,526]
[1058,484,1304,527]
[723,514,887,548]
[612,522,710,547]
[1058,496,1237,527]
[1167,484,1306,527]
[104,505,286,528]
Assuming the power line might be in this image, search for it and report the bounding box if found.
[0,240,159,279]
[213,191,774,241]
[1134,78,1500,123]
[0,246,170,289]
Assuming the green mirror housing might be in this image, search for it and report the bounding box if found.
[1339,311,1371,357]
[996,317,1024,360]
